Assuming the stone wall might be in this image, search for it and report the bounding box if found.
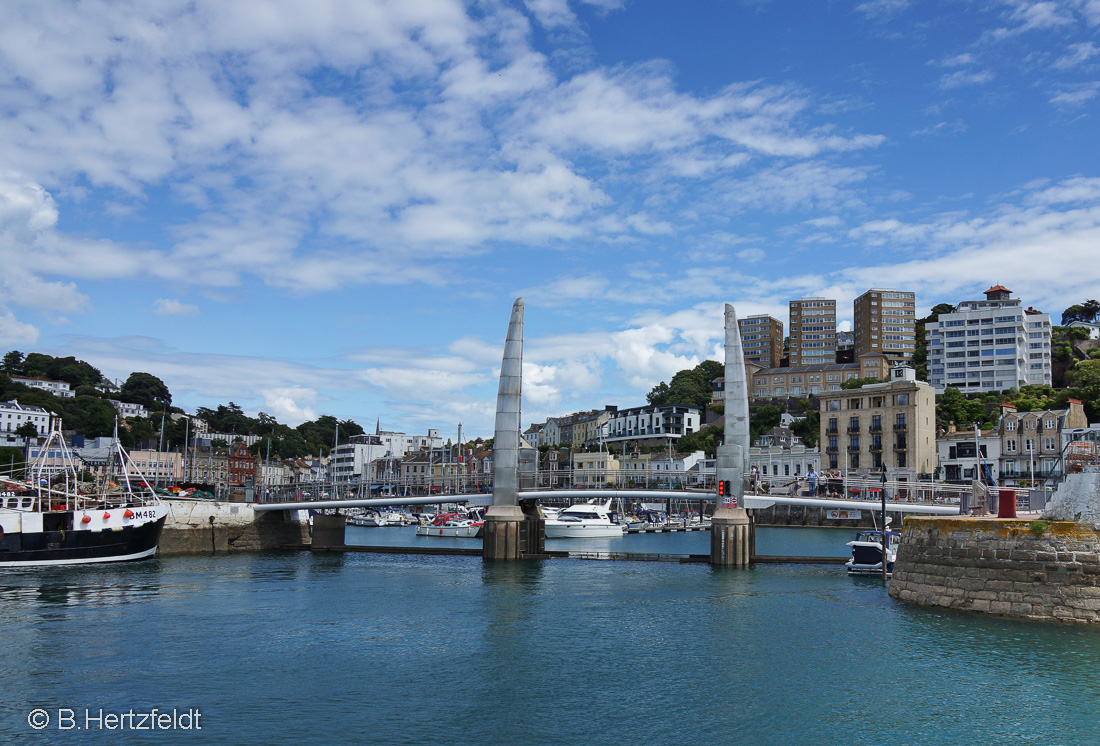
[158,499,310,555]
[889,517,1100,623]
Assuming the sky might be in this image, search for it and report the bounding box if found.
[1,0,1099,439]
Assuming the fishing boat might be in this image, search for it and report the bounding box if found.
[0,421,167,567]
[845,529,900,576]
[544,499,625,539]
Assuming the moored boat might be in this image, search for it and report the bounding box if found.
[845,529,900,576]
[0,421,167,567]
[415,511,484,537]
[544,499,625,539]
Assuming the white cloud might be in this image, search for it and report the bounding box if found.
[1053,41,1099,69]
[153,299,200,316]
[0,310,39,347]
[939,69,995,89]
[1049,83,1100,108]
[261,387,319,426]
[736,248,766,263]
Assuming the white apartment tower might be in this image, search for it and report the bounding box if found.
[926,285,1052,394]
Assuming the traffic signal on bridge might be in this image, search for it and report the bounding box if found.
[717,480,731,498]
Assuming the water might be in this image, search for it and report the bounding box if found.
[3,530,1099,745]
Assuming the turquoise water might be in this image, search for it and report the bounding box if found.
[3,532,1100,745]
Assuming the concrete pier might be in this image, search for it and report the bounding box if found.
[310,513,347,551]
[711,303,754,567]
[484,298,527,561]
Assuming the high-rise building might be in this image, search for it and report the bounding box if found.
[788,297,836,366]
[926,285,1052,394]
[853,288,916,362]
[738,314,784,369]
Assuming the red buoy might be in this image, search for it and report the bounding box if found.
[81,515,91,524]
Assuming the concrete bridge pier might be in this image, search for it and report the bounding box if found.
[710,508,752,566]
[483,506,526,561]
[311,513,346,551]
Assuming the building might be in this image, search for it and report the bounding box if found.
[0,400,51,435]
[926,285,1053,394]
[740,352,891,400]
[603,403,701,447]
[750,426,819,482]
[109,400,150,419]
[995,400,1088,488]
[573,451,620,487]
[739,314,784,369]
[10,376,74,398]
[228,441,256,491]
[818,366,936,480]
[935,427,1002,484]
[788,297,837,366]
[127,450,183,486]
[853,288,916,362]
[329,428,443,484]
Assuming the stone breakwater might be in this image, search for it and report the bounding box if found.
[889,517,1100,624]
[159,499,310,555]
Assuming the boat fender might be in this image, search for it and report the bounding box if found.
[81,515,91,524]
[124,509,134,519]
[102,512,111,520]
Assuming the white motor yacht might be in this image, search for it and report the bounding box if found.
[544,500,624,539]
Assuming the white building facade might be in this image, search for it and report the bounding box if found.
[926,285,1052,394]
[0,400,51,435]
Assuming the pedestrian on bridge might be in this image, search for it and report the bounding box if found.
[807,466,817,497]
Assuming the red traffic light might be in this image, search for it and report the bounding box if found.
[717,480,725,497]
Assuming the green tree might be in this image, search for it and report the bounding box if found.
[62,396,118,438]
[676,422,722,457]
[1062,299,1100,325]
[646,360,722,408]
[1068,360,1100,421]
[14,421,39,438]
[1,350,23,374]
[790,410,820,448]
[749,404,784,443]
[0,446,24,476]
[121,372,172,408]
[841,376,881,390]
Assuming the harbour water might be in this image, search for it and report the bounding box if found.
[4,528,1100,745]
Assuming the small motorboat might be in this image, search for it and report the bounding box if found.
[544,500,625,539]
[845,529,900,576]
[415,511,483,538]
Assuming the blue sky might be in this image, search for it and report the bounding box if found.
[2,0,1099,438]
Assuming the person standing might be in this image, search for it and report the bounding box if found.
[807,465,817,497]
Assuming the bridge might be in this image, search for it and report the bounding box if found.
[253,480,963,516]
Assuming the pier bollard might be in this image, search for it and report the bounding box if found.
[710,507,752,567]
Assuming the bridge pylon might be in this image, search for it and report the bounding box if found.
[710,303,753,567]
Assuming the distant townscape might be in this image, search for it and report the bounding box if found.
[1,286,1098,500]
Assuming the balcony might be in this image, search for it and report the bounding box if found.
[847,446,861,453]
[869,443,883,453]
[869,425,882,433]
[826,427,839,435]
[825,445,839,454]
[893,423,908,432]
[894,442,908,451]
[847,427,860,434]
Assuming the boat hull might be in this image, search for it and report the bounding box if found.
[0,515,166,568]
[415,524,483,538]
[544,523,624,539]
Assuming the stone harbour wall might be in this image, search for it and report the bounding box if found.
[889,517,1100,624]
[158,499,310,555]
